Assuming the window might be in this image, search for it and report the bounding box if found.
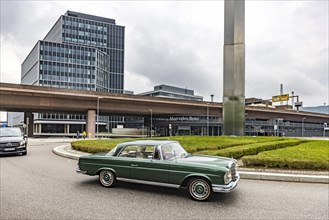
[161,142,187,160]
[118,145,157,159]
[106,147,117,156]
[136,145,156,159]
[118,145,137,158]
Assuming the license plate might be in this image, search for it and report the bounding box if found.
[4,148,15,151]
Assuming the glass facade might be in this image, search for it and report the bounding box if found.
[38,41,98,90]
[21,11,125,134]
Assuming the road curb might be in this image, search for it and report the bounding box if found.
[52,145,90,160]
[239,171,329,184]
[52,145,329,184]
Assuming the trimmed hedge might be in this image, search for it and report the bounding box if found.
[71,136,284,154]
[177,136,283,153]
[71,137,327,170]
[196,139,306,159]
[71,139,133,153]
[242,140,329,170]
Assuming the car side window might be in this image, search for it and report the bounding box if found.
[161,144,175,160]
[118,145,137,158]
[136,145,156,159]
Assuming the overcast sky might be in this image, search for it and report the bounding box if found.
[1,0,328,109]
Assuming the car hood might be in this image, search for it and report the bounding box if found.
[0,136,24,143]
[175,155,235,169]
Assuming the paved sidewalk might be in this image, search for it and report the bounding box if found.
[53,144,329,184]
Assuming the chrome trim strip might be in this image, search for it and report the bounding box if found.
[76,169,87,174]
[212,174,240,193]
[117,177,180,189]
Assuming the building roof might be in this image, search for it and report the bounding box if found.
[65,10,116,24]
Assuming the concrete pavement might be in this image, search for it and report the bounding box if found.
[52,144,329,184]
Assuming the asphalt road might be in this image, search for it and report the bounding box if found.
[1,139,328,220]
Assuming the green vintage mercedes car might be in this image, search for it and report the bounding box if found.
[77,140,240,201]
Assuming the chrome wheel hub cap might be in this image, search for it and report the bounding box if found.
[101,171,112,185]
[104,174,110,182]
[191,181,209,199]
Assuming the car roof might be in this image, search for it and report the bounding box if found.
[117,140,178,148]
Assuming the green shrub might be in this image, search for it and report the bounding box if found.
[71,139,134,153]
[242,140,329,170]
[197,139,305,159]
[71,136,285,154]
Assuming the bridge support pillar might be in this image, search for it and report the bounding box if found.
[24,112,34,137]
[86,110,96,138]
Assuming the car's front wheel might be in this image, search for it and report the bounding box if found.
[188,178,212,201]
[99,170,116,187]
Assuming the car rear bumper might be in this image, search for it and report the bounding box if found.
[212,174,240,193]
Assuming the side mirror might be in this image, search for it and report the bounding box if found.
[24,135,28,139]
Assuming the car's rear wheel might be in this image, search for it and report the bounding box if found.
[99,170,116,187]
[188,178,212,201]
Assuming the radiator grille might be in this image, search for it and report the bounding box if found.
[0,142,20,148]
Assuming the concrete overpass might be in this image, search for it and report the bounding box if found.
[1,83,328,137]
[0,83,222,137]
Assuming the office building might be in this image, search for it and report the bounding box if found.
[139,84,203,101]
[21,11,125,134]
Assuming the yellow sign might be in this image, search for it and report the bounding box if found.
[272,94,289,102]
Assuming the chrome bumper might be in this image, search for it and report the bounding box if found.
[212,174,240,193]
[76,168,87,174]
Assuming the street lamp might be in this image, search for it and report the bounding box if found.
[207,103,210,136]
[324,123,327,138]
[302,117,306,138]
[149,109,153,138]
[97,97,103,138]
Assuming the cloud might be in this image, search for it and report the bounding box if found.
[0,1,328,107]
[245,0,328,106]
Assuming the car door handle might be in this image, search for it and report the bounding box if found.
[131,164,138,167]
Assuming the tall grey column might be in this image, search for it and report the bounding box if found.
[223,0,245,136]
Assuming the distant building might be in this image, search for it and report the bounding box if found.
[302,105,329,115]
[125,84,204,134]
[7,112,24,127]
[139,84,203,101]
[20,11,125,134]
[245,98,272,106]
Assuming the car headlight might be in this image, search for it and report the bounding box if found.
[20,140,26,146]
[224,170,232,184]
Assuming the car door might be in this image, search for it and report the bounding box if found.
[108,145,138,178]
[130,145,170,183]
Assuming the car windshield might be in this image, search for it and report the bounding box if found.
[0,128,23,137]
[161,142,187,160]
